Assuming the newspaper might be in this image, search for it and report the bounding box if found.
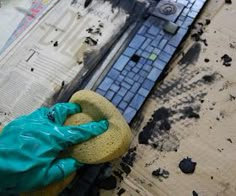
[0,0,132,125]
[0,0,32,51]
[0,0,53,53]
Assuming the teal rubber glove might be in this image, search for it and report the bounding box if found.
[0,103,108,194]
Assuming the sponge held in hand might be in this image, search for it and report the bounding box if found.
[64,90,133,164]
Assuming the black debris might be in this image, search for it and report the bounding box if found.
[197,22,204,26]
[77,13,81,19]
[120,162,131,176]
[188,112,200,119]
[230,42,236,49]
[113,170,123,181]
[31,68,34,72]
[86,26,102,36]
[97,175,117,190]
[130,54,141,63]
[229,94,236,101]
[202,39,208,46]
[159,120,171,131]
[117,188,126,196]
[211,176,214,180]
[182,107,200,119]
[53,41,58,47]
[152,168,170,179]
[87,186,100,196]
[194,25,204,34]
[152,107,172,121]
[220,112,225,119]
[122,147,137,167]
[204,58,210,63]
[192,25,204,38]
[205,19,211,25]
[191,23,209,46]
[179,157,197,174]
[61,81,65,87]
[99,23,104,28]
[216,117,220,121]
[71,0,77,5]
[84,0,93,8]
[84,37,98,46]
[152,143,158,149]
[86,28,93,33]
[178,43,201,65]
[192,190,199,196]
[99,164,113,179]
[191,33,201,42]
[139,107,172,144]
[221,54,232,67]
[202,74,215,83]
[139,125,153,144]
[223,62,232,67]
[227,138,233,143]
[225,0,232,4]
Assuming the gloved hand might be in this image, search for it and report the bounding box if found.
[0,103,108,194]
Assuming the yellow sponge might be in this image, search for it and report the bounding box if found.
[64,90,132,164]
[21,173,75,196]
[20,90,132,195]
